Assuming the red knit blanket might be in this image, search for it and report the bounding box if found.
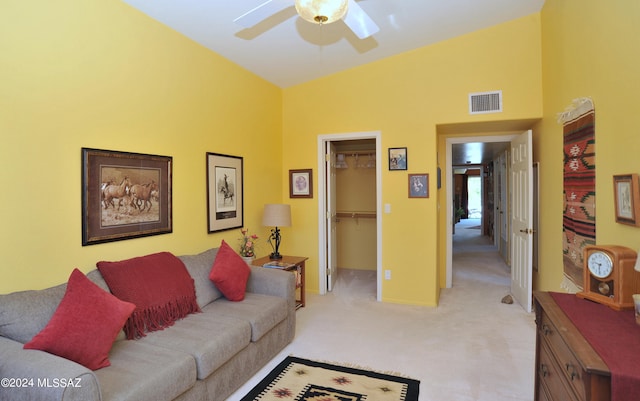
[550,292,640,401]
[98,252,200,339]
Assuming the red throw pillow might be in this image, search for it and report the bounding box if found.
[24,269,135,370]
[97,252,200,339]
[210,240,250,301]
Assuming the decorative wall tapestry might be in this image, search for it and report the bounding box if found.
[559,98,596,292]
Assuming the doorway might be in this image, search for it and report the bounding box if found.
[452,168,483,227]
[446,132,533,312]
[446,135,517,290]
[467,175,482,219]
[317,131,382,301]
[333,140,377,299]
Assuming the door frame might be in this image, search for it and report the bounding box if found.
[317,131,382,300]
[445,134,518,288]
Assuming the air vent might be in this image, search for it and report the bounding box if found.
[469,91,502,114]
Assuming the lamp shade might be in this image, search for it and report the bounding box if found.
[294,0,348,24]
[262,204,292,227]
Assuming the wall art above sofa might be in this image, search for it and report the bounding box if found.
[81,148,173,245]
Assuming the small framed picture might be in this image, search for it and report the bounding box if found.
[388,147,407,170]
[409,174,429,198]
[290,169,313,198]
[613,174,640,226]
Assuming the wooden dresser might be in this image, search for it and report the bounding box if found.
[534,292,611,401]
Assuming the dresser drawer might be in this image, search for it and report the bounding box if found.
[538,381,551,401]
[539,311,587,400]
[534,292,611,401]
[539,341,580,401]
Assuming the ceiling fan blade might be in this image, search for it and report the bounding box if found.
[233,0,292,29]
[343,0,379,39]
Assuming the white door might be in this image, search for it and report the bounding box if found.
[510,130,533,312]
[326,142,338,291]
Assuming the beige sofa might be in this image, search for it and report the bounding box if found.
[0,247,296,401]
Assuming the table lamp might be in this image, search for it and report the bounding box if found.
[262,204,292,260]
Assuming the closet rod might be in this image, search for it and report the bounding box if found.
[336,150,376,155]
[336,211,377,219]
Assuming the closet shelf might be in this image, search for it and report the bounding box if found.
[337,150,375,155]
[336,211,377,219]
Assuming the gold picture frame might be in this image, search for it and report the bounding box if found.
[613,173,640,226]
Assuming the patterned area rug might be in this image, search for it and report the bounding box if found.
[240,356,420,401]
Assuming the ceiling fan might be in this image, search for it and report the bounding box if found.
[234,0,380,39]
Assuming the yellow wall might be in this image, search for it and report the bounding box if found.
[0,0,283,293]
[535,0,640,291]
[283,14,543,306]
[9,1,633,305]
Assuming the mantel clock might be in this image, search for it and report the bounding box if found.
[577,245,640,310]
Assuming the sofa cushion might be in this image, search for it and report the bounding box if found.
[209,240,250,301]
[1,336,101,401]
[0,269,123,345]
[94,340,197,401]
[23,269,136,370]
[86,269,111,292]
[138,310,251,380]
[178,248,223,308]
[98,252,201,339]
[202,293,288,342]
[0,283,66,345]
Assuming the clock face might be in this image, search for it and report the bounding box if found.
[587,251,614,279]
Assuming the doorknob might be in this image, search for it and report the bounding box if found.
[519,228,534,234]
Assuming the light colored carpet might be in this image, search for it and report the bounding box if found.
[228,218,535,401]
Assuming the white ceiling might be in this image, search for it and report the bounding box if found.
[122,0,544,88]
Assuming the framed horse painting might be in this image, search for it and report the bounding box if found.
[81,148,173,245]
[206,152,244,233]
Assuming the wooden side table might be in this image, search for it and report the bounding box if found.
[252,255,307,309]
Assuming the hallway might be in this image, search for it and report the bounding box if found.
[453,217,511,297]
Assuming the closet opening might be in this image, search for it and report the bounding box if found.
[317,131,382,301]
[332,139,377,299]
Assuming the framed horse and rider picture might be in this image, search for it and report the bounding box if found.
[81,148,173,245]
[206,152,244,233]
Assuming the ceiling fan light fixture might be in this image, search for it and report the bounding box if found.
[294,0,348,25]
